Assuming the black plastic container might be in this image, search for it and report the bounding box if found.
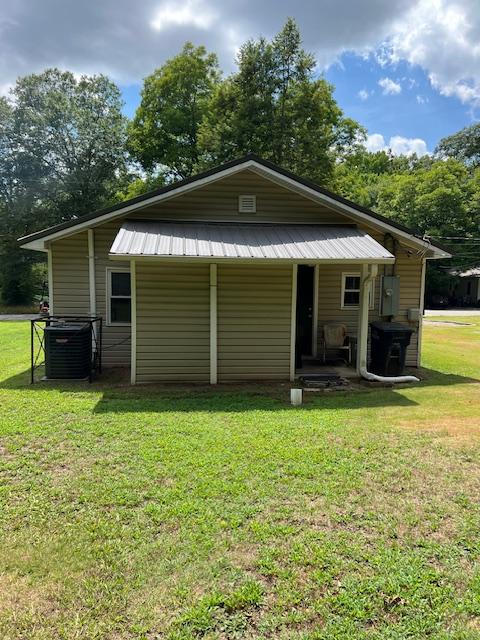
[369,321,414,376]
[44,323,92,379]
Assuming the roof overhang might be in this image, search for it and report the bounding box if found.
[108,221,395,264]
[18,155,450,259]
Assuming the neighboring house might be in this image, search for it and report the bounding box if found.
[448,266,480,307]
[19,156,449,384]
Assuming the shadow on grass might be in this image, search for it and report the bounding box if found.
[1,365,478,413]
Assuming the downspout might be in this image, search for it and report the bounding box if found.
[357,263,419,384]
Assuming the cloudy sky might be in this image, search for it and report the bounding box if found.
[1,0,479,155]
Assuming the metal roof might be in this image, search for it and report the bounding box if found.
[110,221,395,262]
[447,266,480,278]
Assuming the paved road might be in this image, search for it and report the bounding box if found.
[424,309,480,316]
[0,314,38,321]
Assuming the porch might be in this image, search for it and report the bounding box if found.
[108,221,394,384]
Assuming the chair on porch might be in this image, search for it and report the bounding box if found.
[321,323,352,365]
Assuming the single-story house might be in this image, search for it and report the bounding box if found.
[447,266,480,307]
[19,155,450,384]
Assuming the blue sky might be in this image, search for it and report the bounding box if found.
[120,51,474,154]
[324,54,472,153]
[2,0,479,156]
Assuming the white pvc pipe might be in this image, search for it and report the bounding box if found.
[290,388,303,405]
[358,365,419,384]
[357,264,419,384]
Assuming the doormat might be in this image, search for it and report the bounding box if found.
[299,373,348,389]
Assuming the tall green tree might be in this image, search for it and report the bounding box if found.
[436,123,480,166]
[199,19,362,186]
[0,69,127,304]
[128,43,220,179]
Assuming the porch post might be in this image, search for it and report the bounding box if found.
[312,264,319,357]
[417,257,426,366]
[290,264,298,381]
[130,259,137,384]
[47,246,54,314]
[356,263,377,374]
[210,264,218,384]
[87,229,96,317]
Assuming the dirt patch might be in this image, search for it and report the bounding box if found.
[397,415,480,444]
[0,573,58,618]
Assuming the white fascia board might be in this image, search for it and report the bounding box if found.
[108,254,395,265]
[20,158,450,259]
[19,160,260,250]
[249,165,450,259]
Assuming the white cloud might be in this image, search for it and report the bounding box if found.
[358,89,369,101]
[365,133,430,156]
[386,0,480,105]
[0,0,479,110]
[151,0,216,31]
[378,77,402,95]
[364,133,387,152]
[416,94,428,104]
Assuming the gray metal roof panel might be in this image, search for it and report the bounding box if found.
[109,221,394,261]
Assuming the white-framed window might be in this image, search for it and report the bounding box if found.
[341,273,375,310]
[106,268,131,325]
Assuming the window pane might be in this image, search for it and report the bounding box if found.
[111,272,131,296]
[111,298,131,323]
[345,276,360,290]
[344,291,360,306]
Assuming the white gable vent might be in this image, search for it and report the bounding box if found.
[238,194,256,213]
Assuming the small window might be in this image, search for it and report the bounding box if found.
[238,195,256,213]
[108,269,131,324]
[341,273,374,309]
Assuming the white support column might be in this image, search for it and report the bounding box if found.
[130,259,137,384]
[356,263,377,374]
[312,264,319,357]
[87,229,96,317]
[210,264,218,384]
[290,264,298,381]
[417,257,426,367]
[47,246,54,314]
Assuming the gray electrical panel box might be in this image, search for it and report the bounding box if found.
[380,275,400,316]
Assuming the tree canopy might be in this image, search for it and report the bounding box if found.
[1,19,479,305]
[127,43,220,180]
[0,69,127,304]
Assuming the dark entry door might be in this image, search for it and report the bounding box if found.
[295,265,315,366]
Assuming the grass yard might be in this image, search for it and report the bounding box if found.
[0,318,479,639]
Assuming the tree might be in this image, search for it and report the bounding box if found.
[199,19,363,186]
[128,43,220,179]
[0,69,127,304]
[436,123,480,166]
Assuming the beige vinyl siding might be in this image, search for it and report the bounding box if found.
[315,246,423,367]
[93,223,131,366]
[217,265,292,380]
[50,233,90,315]
[130,169,346,224]
[392,251,423,366]
[135,263,210,383]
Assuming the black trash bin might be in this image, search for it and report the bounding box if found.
[44,323,92,379]
[369,321,414,376]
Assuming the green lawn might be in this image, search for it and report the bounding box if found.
[0,319,479,639]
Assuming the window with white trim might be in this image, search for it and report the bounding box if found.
[341,273,374,309]
[107,269,131,324]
